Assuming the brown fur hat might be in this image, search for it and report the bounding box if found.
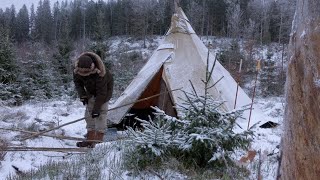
[78,55,94,68]
[74,52,106,77]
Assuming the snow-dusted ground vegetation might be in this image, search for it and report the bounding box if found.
[0,36,285,179]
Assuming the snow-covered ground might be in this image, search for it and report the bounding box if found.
[0,96,283,179]
[0,36,285,179]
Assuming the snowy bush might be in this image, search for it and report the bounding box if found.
[125,93,254,177]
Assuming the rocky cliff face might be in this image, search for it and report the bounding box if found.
[281,0,320,179]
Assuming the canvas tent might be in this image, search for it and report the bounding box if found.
[108,7,264,128]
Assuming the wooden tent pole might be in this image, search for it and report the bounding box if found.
[247,60,261,129]
[21,88,181,141]
[234,59,243,109]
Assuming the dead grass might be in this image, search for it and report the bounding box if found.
[0,110,29,123]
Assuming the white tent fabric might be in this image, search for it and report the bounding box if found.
[108,7,264,127]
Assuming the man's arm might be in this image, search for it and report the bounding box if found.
[73,73,86,98]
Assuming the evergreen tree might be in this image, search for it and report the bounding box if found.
[94,5,107,40]
[217,40,245,77]
[35,0,54,44]
[9,5,16,39]
[15,5,29,43]
[85,0,97,39]
[54,2,73,86]
[269,1,281,42]
[29,4,36,40]
[125,62,254,177]
[259,50,284,97]
[69,0,83,40]
[0,27,16,84]
[53,1,61,42]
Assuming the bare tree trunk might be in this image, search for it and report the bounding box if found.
[280,0,320,179]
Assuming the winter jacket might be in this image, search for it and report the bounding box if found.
[73,52,113,113]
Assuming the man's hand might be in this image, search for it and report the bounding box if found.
[92,112,100,118]
[80,97,88,105]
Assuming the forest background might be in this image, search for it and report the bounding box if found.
[0,0,294,104]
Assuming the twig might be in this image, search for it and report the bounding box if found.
[12,165,25,176]
[207,76,224,89]
[146,167,165,180]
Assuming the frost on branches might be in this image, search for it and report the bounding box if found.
[126,90,255,171]
[125,60,255,176]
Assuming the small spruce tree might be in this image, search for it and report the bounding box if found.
[259,50,284,97]
[125,54,255,177]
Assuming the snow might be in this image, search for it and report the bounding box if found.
[300,30,306,38]
[0,96,283,179]
[0,99,85,178]
[314,78,320,87]
[0,35,285,179]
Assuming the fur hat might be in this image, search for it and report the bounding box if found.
[78,55,94,68]
[74,54,101,76]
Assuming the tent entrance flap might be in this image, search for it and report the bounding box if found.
[131,65,177,117]
[117,66,177,129]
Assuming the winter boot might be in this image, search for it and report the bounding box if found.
[95,132,104,143]
[76,130,96,148]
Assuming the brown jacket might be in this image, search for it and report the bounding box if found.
[73,52,113,113]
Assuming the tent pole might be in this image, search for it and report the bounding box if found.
[21,88,182,141]
[174,0,180,13]
[234,59,243,109]
[247,60,261,129]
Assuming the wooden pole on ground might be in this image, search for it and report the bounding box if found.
[21,88,181,141]
[0,127,102,141]
[2,146,89,152]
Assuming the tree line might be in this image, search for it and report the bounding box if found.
[0,0,294,104]
[0,0,295,45]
